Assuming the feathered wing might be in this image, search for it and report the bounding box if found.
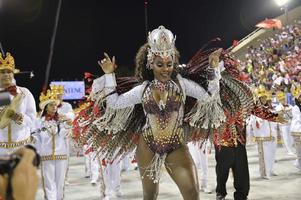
[73,76,145,160]
[181,48,254,142]
[72,101,103,148]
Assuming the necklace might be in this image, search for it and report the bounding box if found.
[152,80,170,110]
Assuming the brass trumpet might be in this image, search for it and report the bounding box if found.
[0,93,23,129]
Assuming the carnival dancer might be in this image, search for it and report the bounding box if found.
[90,26,225,200]
[0,52,36,155]
[36,88,72,200]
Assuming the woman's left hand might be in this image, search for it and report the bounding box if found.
[209,48,223,68]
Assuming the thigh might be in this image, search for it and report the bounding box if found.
[136,136,159,200]
[165,145,199,200]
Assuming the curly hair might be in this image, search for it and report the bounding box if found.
[134,43,180,82]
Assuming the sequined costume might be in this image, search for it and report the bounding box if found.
[181,48,279,145]
[91,67,224,180]
[73,26,226,184]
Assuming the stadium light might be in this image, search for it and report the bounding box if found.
[274,0,290,23]
[274,0,290,7]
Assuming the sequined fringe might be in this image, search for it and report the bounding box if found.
[93,106,134,134]
[186,98,226,129]
[142,153,167,183]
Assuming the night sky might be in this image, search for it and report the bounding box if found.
[1,0,301,100]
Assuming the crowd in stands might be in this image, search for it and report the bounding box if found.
[238,20,301,104]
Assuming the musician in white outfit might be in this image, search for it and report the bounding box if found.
[0,52,36,156]
[290,91,301,173]
[102,159,122,199]
[36,88,72,200]
[121,150,136,172]
[188,141,212,193]
[251,92,278,179]
[274,91,295,155]
[50,85,75,185]
[83,144,101,185]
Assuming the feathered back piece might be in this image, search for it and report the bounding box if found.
[73,75,145,160]
[75,43,254,160]
[182,47,254,142]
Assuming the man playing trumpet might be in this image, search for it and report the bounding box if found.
[0,52,37,155]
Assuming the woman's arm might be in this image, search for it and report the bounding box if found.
[183,62,222,101]
[92,73,145,109]
[95,53,145,109]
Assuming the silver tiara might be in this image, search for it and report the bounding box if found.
[147,26,176,68]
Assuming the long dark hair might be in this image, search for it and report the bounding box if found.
[134,43,180,82]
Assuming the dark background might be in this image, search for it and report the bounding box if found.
[1,0,301,102]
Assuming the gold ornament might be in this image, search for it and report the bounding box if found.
[39,88,60,110]
[0,52,20,73]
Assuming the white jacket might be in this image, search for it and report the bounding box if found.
[0,86,36,153]
[35,117,70,160]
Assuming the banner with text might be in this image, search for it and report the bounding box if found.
[50,81,85,100]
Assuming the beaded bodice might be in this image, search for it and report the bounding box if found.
[142,80,185,155]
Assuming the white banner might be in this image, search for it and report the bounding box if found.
[50,81,85,100]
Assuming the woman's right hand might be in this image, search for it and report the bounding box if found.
[209,48,222,68]
[98,52,117,74]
